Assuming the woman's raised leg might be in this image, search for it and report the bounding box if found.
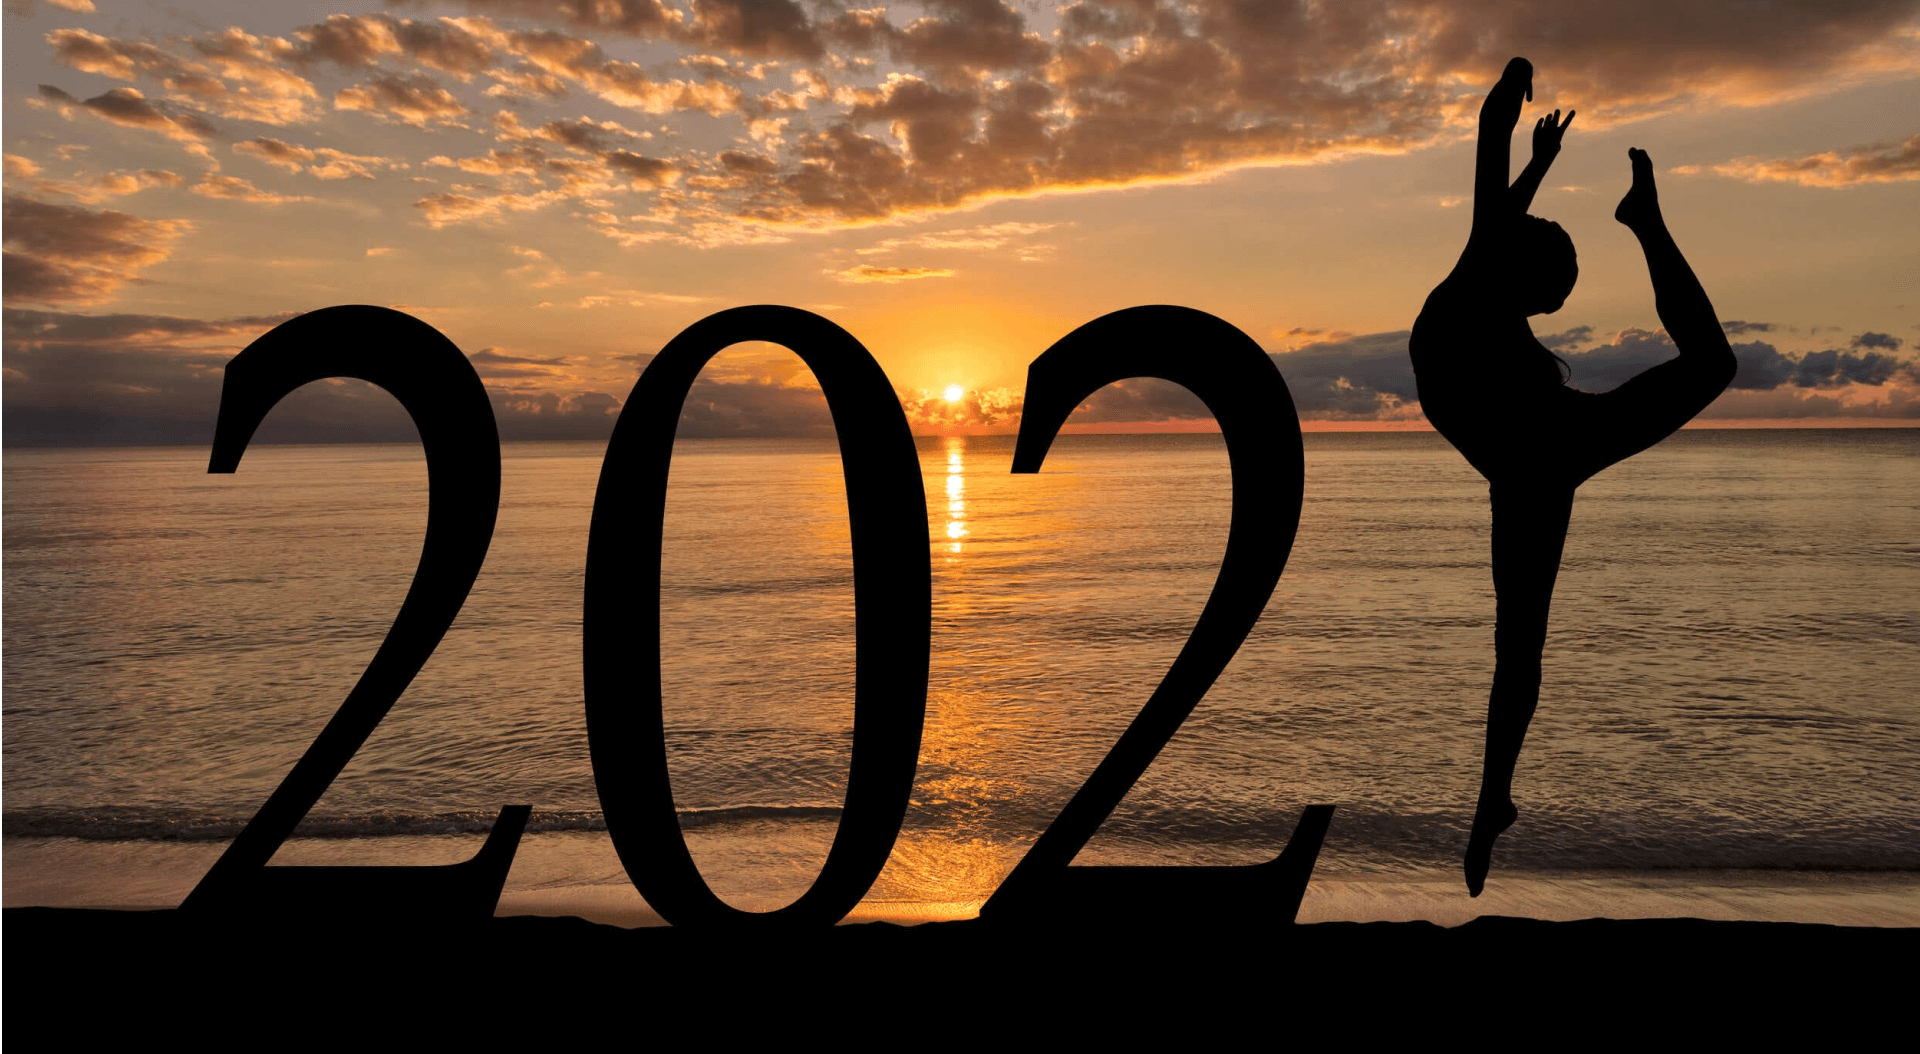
[1566,149,1738,482]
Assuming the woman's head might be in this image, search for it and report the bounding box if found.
[1511,215,1577,315]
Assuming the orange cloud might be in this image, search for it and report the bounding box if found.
[2,195,192,305]
[36,85,219,143]
[21,1,1920,247]
[832,264,957,283]
[335,73,471,128]
[189,174,313,204]
[1685,133,1920,187]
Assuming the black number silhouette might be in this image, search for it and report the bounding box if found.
[584,306,930,929]
[182,306,529,920]
[980,306,1332,922]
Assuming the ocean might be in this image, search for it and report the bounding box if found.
[5,430,1918,925]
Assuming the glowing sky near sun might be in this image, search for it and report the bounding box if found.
[4,1,1919,443]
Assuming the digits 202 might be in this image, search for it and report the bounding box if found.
[181,304,1334,930]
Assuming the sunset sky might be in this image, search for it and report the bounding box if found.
[5,0,1918,444]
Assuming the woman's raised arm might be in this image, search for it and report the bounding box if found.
[1468,58,1535,255]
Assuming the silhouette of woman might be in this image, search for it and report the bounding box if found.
[1410,58,1737,895]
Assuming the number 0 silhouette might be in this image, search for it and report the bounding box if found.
[585,306,931,929]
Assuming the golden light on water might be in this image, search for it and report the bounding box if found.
[945,438,967,554]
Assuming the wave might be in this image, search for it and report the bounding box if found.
[6,802,1915,872]
[0,804,844,842]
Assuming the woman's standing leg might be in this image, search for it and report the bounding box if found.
[1468,484,1575,896]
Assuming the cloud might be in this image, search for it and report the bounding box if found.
[232,137,398,180]
[1728,342,1916,390]
[189,174,313,204]
[448,16,747,115]
[1693,133,1920,187]
[289,14,495,80]
[1853,331,1905,351]
[1268,331,1425,419]
[2,307,291,446]
[627,0,1920,226]
[4,307,289,348]
[426,1,825,59]
[681,0,824,60]
[2,300,995,444]
[334,73,471,128]
[24,3,1920,242]
[1065,325,1920,427]
[430,0,682,39]
[1722,320,1778,336]
[231,137,314,171]
[1555,328,1919,394]
[177,27,321,125]
[38,84,219,142]
[43,26,320,126]
[414,185,586,226]
[1069,376,1213,424]
[1063,330,1424,426]
[2,195,191,306]
[484,64,572,101]
[603,149,679,187]
[410,134,679,225]
[831,264,956,283]
[3,156,183,204]
[467,346,577,379]
[3,306,629,445]
[522,115,649,153]
[406,110,680,226]
[887,0,1048,77]
[900,384,1023,431]
[1536,325,1594,351]
[47,28,183,81]
[669,376,835,437]
[856,220,1063,256]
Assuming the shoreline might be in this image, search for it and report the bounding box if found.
[10,834,1920,928]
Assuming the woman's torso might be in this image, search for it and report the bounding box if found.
[1410,279,1572,484]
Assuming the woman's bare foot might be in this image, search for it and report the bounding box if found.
[1465,795,1519,897]
[1614,147,1662,232]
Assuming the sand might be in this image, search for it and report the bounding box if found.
[6,905,1914,1040]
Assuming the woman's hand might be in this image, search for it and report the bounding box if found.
[1481,56,1534,128]
[1502,57,1534,101]
[1533,108,1575,161]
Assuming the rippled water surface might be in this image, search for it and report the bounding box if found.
[5,430,1918,912]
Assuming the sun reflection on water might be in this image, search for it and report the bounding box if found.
[944,437,967,555]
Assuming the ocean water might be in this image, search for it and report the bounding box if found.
[5,430,1918,923]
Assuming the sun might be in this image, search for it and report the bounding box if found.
[943,384,965,403]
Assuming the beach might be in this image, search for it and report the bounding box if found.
[8,905,1914,1040]
[11,830,1920,929]
[6,433,1917,951]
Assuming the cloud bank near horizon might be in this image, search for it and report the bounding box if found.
[7,308,1914,447]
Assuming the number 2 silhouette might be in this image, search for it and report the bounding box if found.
[981,306,1332,922]
[182,306,529,920]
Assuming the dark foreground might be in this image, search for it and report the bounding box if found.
[6,907,1913,1040]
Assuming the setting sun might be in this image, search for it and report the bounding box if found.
[944,385,966,403]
